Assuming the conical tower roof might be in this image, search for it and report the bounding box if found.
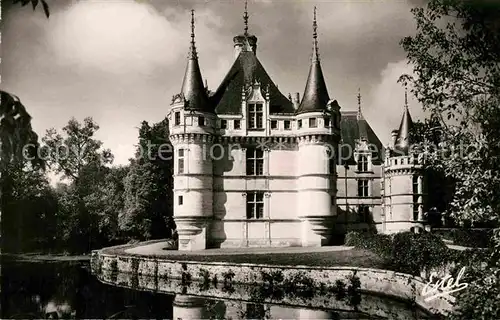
[296,7,330,115]
[394,88,414,155]
[179,10,212,113]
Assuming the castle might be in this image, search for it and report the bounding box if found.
[167,7,425,251]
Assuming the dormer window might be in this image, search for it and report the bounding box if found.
[270,120,278,129]
[198,116,205,126]
[248,103,263,129]
[357,155,368,172]
[220,119,227,129]
[309,118,317,128]
[174,112,181,126]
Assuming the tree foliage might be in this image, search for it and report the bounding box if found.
[41,118,115,252]
[401,1,500,318]
[401,0,500,231]
[121,119,174,240]
[1,91,45,252]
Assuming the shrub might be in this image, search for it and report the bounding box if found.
[390,232,450,275]
[345,231,392,258]
[346,230,453,275]
[451,229,492,248]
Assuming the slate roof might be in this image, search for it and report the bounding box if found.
[394,107,413,155]
[295,59,330,114]
[339,111,384,165]
[180,57,213,113]
[211,51,295,115]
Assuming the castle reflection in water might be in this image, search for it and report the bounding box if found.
[2,260,432,319]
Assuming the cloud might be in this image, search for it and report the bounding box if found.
[366,59,426,145]
[46,1,185,74]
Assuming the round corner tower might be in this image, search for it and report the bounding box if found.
[382,102,425,233]
[168,10,215,251]
[295,8,341,246]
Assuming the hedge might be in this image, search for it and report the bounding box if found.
[345,231,454,275]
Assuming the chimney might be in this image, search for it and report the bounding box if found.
[391,129,398,148]
[292,92,300,109]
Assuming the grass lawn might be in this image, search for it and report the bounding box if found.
[103,242,387,269]
[151,249,387,268]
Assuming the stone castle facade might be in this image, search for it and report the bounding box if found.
[167,8,426,251]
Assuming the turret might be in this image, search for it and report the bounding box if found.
[296,7,340,247]
[382,86,424,234]
[394,87,413,155]
[168,10,215,251]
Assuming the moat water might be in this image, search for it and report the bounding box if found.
[2,260,435,319]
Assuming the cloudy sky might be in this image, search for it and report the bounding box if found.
[2,0,426,169]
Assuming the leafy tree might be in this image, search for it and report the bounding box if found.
[401,0,500,233]
[121,119,174,240]
[12,0,50,17]
[1,91,44,252]
[401,1,500,318]
[42,117,113,252]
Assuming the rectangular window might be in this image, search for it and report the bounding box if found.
[270,120,278,129]
[284,120,291,130]
[413,176,419,194]
[309,118,317,128]
[246,192,264,219]
[248,103,264,129]
[324,118,330,128]
[358,205,370,223]
[357,155,368,172]
[198,116,205,126]
[174,112,181,125]
[413,195,419,220]
[220,119,227,129]
[246,147,264,176]
[298,119,302,129]
[178,149,185,174]
[234,119,241,129]
[178,195,183,205]
[357,179,369,197]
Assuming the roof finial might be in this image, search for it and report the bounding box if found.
[312,6,319,62]
[189,9,197,59]
[404,83,408,109]
[357,88,362,114]
[244,0,249,36]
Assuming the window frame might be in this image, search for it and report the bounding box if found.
[357,154,368,172]
[357,179,369,197]
[198,116,205,126]
[270,120,278,129]
[247,103,264,130]
[246,192,264,219]
[178,149,185,174]
[246,147,264,176]
[174,112,181,126]
[284,120,291,130]
[309,117,317,128]
[220,119,227,129]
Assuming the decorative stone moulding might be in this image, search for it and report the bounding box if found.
[299,215,335,237]
[174,216,208,236]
